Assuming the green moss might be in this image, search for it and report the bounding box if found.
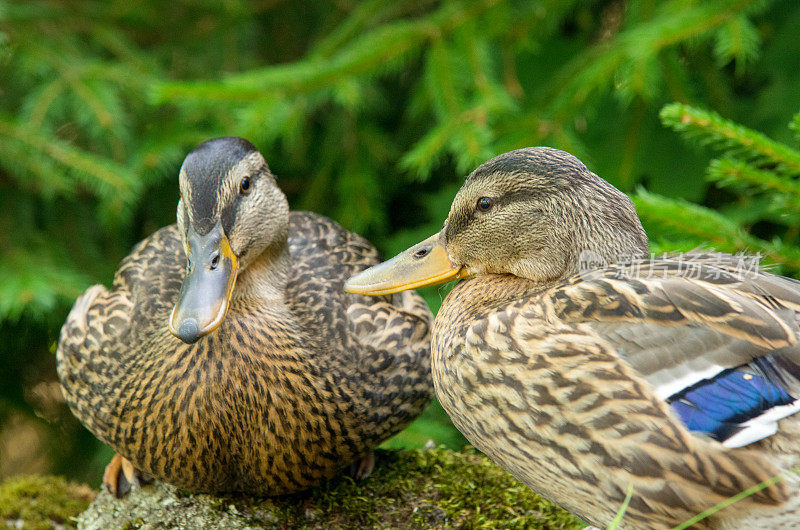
[300,448,583,529]
[5,449,584,529]
[0,475,95,530]
[78,448,582,529]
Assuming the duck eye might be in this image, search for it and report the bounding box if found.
[239,176,252,195]
[476,197,494,212]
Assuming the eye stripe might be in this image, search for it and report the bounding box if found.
[221,197,240,235]
[179,138,264,235]
[446,190,538,240]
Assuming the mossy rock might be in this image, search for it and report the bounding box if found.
[0,475,96,529]
[3,449,585,529]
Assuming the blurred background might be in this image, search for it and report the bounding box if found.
[1,0,799,486]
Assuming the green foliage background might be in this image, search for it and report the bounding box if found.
[1,0,799,486]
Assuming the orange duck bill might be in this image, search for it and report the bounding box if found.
[344,231,468,296]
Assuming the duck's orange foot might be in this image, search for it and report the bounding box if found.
[102,453,151,498]
[349,450,375,480]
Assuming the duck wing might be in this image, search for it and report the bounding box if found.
[550,253,800,448]
[287,212,432,437]
[56,225,185,448]
[440,262,795,526]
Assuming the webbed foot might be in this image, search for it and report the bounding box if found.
[102,453,151,498]
[349,450,375,480]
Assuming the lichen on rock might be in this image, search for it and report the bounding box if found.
[3,449,584,529]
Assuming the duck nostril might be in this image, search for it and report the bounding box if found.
[210,253,220,270]
[413,247,430,259]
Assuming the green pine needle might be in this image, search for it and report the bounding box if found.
[660,103,800,174]
[791,111,800,139]
[634,188,800,270]
[708,158,800,200]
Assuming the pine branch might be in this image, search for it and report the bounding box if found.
[0,115,140,206]
[25,79,65,129]
[153,22,426,102]
[424,40,462,118]
[718,196,800,229]
[660,102,800,174]
[713,14,760,74]
[542,0,757,119]
[23,39,118,131]
[0,247,90,322]
[633,189,800,269]
[791,110,800,139]
[708,158,800,202]
[152,0,500,103]
[309,0,434,60]
[399,120,460,180]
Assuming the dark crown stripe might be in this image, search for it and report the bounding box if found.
[182,137,257,235]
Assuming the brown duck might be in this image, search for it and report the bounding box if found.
[57,137,432,496]
[346,147,800,529]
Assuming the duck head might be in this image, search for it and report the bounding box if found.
[170,137,289,343]
[345,147,649,295]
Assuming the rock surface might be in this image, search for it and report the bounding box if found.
[2,449,583,529]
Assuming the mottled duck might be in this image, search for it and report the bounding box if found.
[346,147,800,529]
[58,137,432,497]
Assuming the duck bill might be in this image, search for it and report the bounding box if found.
[345,232,467,296]
[169,224,239,343]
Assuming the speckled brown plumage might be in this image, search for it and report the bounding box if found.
[433,266,800,529]
[346,147,800,529]
[57,138,432,495]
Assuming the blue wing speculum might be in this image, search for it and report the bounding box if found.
[667,356,800,447]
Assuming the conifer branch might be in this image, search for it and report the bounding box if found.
[0,247,90,321]
[708,158,800,200]
[634,189,800,269]
[660,103,800,174]
[309,0,431,60]
[543,0,756,119]
[25,40,117,131]
[0,116,139,202]
[713,14,760,74]
[27,80,65,129]
[399,120,460,180]
[152,0,499,103]
[791,111,800,139]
